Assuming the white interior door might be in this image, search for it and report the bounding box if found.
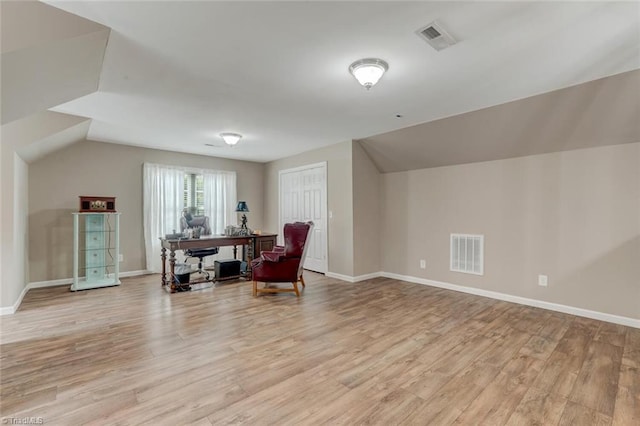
[279,162,327,273]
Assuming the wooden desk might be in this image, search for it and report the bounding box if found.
[160,233,277,292]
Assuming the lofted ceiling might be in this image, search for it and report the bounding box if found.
[360,69,640,172]
[39,1,640,164]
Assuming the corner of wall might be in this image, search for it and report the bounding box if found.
[0,148,29,312]
[351,140,382,276]
[263,140,355,277]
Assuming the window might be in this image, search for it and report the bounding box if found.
[184,173,205,216]
[143,163,237,273]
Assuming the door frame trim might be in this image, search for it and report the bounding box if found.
[278,161,328,273]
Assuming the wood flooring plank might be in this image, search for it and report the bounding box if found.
[554,320,597,356]
[403,362,501,425]
[0,385,57,416]
[531,349,581,399]
[623,327,640,368]
[519,334,560,361]
[612,364,640,425]
[121,382,247,425]
[295,384,379,424]
[559,401,612,426]
[568,340,623,416]
[350,388,425,425]
[536,314,571,342]
[595,322,628,348]
[1,272,635,425]
[207,371,349,425]
[52,390,138,425]
[453,354,544,425]
[508,386,568,425]
[477,328,532,366]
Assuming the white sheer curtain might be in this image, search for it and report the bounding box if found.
[203,170,237,234]
[143,163,185,273]
[143,163,238,273]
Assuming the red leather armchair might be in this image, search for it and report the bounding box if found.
[251,221,314,296]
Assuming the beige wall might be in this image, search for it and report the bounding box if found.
[0,145,12,308]
[14,154,29,300]
[1,112,93,310]
[0,148,29,310]
[28,140,265,282]
[352,141,381,276]
[264,141,354,276]
[382,143,640,319]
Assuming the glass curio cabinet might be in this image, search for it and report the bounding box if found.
[72,212,121,291]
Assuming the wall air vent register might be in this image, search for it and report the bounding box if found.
[450,233,484,275]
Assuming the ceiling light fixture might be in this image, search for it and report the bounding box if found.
[220,132,242,146]
[349,58,389,90]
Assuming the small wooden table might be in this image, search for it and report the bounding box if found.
[160,233,277,292]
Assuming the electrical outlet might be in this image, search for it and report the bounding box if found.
[119,254,124,262]
[420,259,426,269]
[538,274,548,287]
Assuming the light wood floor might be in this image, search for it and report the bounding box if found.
[1,273,638,425]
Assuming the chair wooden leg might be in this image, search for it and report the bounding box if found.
[299,275,306,287]
[253,280,258,297]
[292,281,300,297]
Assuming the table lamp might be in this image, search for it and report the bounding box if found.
[235,201,250,230]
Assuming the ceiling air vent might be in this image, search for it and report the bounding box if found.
[417,21,457,51]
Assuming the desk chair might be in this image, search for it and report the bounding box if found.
[184,247,219,282]
[180,211,212,236]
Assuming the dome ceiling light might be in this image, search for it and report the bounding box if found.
[349,58,389,90]
[220,132,242,146]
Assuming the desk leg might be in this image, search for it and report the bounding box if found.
[233,245,238,259]
[169,249,177,293]
[245,242,253,280]
[161,247,167,286]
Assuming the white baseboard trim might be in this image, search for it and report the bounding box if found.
[0,270,152,315]
[28,270,151,289]
[121,270,152,278]
[4,269,638,328]
[325,271,382,283]
[28,277,74,289]
[0,285,30,315]
[380,272,640,329]
[325,272,354,282]
[353,272,384,282]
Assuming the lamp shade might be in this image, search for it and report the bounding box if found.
[235,201,249,212]
[349,58,389,90]
[220,132,242,146]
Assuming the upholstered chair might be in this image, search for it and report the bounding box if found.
[251,221,314,296]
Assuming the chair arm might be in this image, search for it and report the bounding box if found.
[261,251,284,262]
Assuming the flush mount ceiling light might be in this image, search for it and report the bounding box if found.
[220,132,242,146]
[349,58,389,90]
